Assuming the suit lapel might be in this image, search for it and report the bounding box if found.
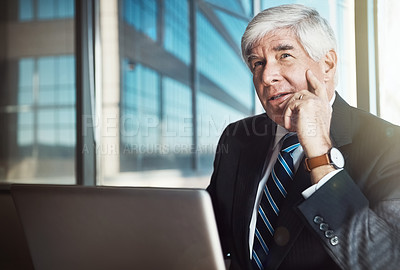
[266,159,311,269]
[330,93,353,148]
[231,115,275,268]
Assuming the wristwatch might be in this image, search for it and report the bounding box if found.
[305,147,344,172]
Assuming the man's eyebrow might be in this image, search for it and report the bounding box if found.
[273,44,294,51]
[247,44,294,62]
[247,54,261,62]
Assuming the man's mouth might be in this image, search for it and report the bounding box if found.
[269,93,291,101]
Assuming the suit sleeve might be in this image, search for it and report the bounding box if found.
[206,125,233,258]
[297,143,400,270]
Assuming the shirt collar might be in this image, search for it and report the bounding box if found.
[272,92,336,149]
[330,92,336,106]
[273,125,289,150]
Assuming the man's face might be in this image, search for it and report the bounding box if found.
[249,28,331,126]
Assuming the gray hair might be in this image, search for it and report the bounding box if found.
[241,4,337,70]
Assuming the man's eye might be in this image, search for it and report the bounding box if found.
[253,61,264,69]
[281,53,292,59]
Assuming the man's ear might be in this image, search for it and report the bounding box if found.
[323,50,337,82]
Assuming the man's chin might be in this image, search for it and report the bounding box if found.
[267,114,285,128]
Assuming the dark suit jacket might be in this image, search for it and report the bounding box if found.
[207,94,400,270]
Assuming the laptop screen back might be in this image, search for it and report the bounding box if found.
[11,185,225,270]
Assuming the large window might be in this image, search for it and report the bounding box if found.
[123,0,157,41]
[0,0,75,183]
[195,6,252,171]
[377,0,400,125]
[19,0,74,21]
[18,56,75,148]
[98,0,255,187]
[164,0,191,65]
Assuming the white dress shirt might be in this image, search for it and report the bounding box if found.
[248,94,342,258]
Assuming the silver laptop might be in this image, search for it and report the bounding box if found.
[11,184,226,270]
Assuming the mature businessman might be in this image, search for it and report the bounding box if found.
[207,4,400,270]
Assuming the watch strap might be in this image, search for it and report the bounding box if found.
[305,153,331,172]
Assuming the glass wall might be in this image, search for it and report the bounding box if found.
[377,0,400,125]
[196,3,253,171]
[123,0,157,41]
[18,56,75,150]
[99,0,254,187]
[19,0,74,21]
[204,0,253,18]
[0,0,75,183]
[164,0,191,65]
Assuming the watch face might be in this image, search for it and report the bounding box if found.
[330,148,345,168]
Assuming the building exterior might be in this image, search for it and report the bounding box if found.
[0,0,254,186]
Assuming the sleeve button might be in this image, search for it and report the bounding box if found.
[325,230,334,238]
[319,222,329,231]
[330,236,339,246]
[313,216,324,224]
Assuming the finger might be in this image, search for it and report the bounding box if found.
[306,70,327,99]
[283,99,300,131]
[283,108,294,131]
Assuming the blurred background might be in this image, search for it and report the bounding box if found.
[0,0,398,188]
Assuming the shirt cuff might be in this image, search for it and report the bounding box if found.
[301,169,343,199]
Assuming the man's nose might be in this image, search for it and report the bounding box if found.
[262,61,281,86]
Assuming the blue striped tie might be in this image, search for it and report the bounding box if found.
[252,134,300,270]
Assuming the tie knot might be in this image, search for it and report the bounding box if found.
[281,133,300,153]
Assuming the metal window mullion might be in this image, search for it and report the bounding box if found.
[355,0,378,114]
[355,0,369,111]
[93,0,103,184]
[373,0,380,117]
[189,0,198,171]
[75,0,96,186]
[158,0,165,145]
[253,0,261,17]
